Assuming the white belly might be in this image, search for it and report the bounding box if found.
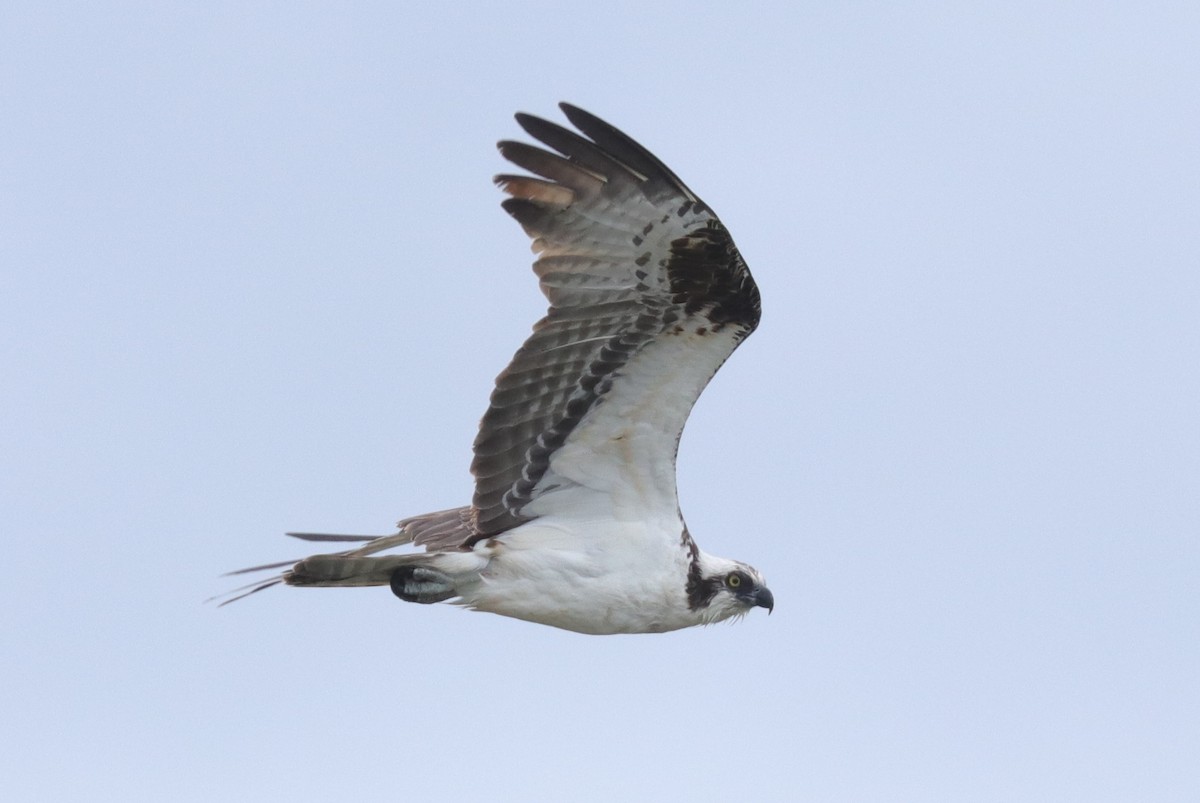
[452,518,699,635]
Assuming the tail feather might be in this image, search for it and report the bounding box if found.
[213,515,461,606]
[224,558,300,576]
[206,576,287,607]
[285,553,429,587]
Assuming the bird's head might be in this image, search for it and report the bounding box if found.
[689,553,774,624]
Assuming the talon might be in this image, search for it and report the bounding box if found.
[390,566,456,604]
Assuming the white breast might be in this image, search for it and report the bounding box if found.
[452,517,699,635]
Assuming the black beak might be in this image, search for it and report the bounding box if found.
[752,586,774,614]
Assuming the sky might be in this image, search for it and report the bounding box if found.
[2,2,1198,800]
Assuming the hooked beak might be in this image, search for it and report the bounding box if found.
[752,586,774,614]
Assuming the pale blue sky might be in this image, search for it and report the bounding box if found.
[3,2,1198,801]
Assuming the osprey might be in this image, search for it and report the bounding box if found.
[222,103,771,634]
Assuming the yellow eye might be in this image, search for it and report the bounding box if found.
[726,573,742,588]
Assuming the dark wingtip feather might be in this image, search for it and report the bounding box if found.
[557,102,697,200]
[511,110,641,182]
[557,101,592,125]
[500,197,559,239]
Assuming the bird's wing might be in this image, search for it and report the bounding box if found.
[469,103,759,537]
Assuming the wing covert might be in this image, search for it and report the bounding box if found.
[470,104,759,536]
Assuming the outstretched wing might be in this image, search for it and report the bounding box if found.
[470,103,759,536]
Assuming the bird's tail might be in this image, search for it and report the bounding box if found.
[285,552,428,587]
[209,530,426,606]
[212,507,480,606]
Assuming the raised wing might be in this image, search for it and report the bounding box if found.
[470,103,760,536]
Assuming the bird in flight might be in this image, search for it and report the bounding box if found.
[221,103,771,634]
